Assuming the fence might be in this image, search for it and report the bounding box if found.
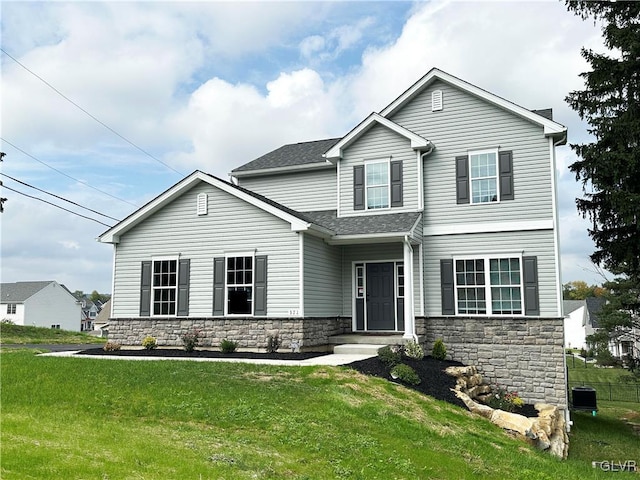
[568,381,640,403]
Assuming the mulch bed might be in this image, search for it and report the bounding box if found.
[77,347,329,361]
[77,347,539,417]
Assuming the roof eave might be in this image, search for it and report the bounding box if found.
[326,231,418,246]
[231,160,335,179]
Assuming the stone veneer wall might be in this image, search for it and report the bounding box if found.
[108,317,351,350]
[421,317,567,408]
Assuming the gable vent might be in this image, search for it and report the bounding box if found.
[432,90,443,111]
[196,193,208,215]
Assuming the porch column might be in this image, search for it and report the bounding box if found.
[403,237,416,341]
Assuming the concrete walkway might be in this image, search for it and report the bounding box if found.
[40,350,376,366]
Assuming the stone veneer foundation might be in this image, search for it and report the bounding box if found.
[421,316,567,408]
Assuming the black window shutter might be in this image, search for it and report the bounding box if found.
[353,165,365,210]
[177,259,190,316]
[254,256,268,316]
[455,156,469,204]
[140,261,152,316]
[522,256,540,315]
[440,259,455,315]
[213,257,225,316]
[499,151,514,201]
[390,160,403,207]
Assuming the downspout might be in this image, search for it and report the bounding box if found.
[403,235,418,342]
[418,143,435,212]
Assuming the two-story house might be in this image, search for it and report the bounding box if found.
[98,68,568,408]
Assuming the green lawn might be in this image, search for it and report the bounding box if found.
[566,354,632,384]
[2,350,638,479]
[0,323,106,345]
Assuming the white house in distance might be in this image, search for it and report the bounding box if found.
[1,281,81,331]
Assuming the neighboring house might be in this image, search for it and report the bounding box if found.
[73,294,102,331]
[93,299,111,337]
[99,68,568,408]
[584,296,605,341]
[563,299,587,350]
[1,281,81,331]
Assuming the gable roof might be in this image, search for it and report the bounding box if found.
[563,299,585,316]
[380,68,567,141]
[98,171,334,244]
[232,138,340,177]
[324,113,431,161]
[585,296,606,328]
[1,281,75,303]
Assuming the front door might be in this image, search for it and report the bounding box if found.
[366,262,395,330]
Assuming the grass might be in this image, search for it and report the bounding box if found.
[566,354,634,384]
[2,350,638,479]
[0,323,106,345]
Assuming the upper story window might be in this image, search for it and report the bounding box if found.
[366,161,390,209]
[470,150,498,204]
[152,259,178,315]
[6,303,16,314]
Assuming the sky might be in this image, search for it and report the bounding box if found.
[1,0,611,294]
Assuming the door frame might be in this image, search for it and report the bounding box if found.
[352,259,404,332]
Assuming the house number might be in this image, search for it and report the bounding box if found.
[288,309,300,316]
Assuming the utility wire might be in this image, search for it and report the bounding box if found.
[1,185,113,228]
[1,173,121,222]
[1,138,138,208]
[1,48,184,176]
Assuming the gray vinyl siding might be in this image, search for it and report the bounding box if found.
[389,80,554,227]
[339,123,419,216]
[422,229,559,317]
[303,234,343,316]
[238,168,336,212]
[112,182,300,318]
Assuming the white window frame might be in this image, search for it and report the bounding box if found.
[6,303,16,314]
[151,256,179,317]
[396,262,405,298]
[224,252,255,316]
[453,254,524,316]
[469,149,500,205]
[364,158,391,210]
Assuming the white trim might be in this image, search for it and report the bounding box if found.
[325,113,430,160]
[550,137,563,316]
[298,232,305,317]
[418,243,425,317]
[417,150,424,211]
[336,160,341,217]
[150,256,180,318]
[223,250,256,258]
[328,232,418,245]
[196,192,208,215]
[110,246,117,318]
[403,238,416,340]
[424,219,553,236]
[380,68,567,138]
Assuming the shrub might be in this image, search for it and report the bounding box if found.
[181,329,201,353]
[103,341,121,352]
[142,336,157,350]
[403,340,424,360]
[486,384,524,412]
[378,345,401,367]
[220,339,238,354]
[266,335,281,354]
[431,339,447,360]
[390,364,421,385]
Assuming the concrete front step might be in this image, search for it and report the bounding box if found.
[328,334,405,345]
[332,344,384,355]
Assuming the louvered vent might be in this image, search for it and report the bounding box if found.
[196,193,208,215]
[432,90,443,111]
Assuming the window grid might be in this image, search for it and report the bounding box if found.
[227,256,253,315]
[365,161,389,209]
[489,258,522,314]
[470,152,498,203]
[455,259,486,314]
[152,259,178,316]
[396,263,405,298]
[6,304,16,314]
[356,264,364,298]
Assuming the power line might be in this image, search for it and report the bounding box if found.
[1,185,113,228]
[0,138,139,208]
[1,173,121,222]
[1,47,184,176]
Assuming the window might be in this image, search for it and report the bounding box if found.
[152,259,178,315]
[365,161,389,209]
[396,263,405,298]
[470,151,498,203]
[227,256,253,315]
[51,324,60,329]
[6,304,16,314]
[355,264,365,298]
[454,257,522,315]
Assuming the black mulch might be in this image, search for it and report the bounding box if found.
[345,355,540,418]
[77,347,329,361]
